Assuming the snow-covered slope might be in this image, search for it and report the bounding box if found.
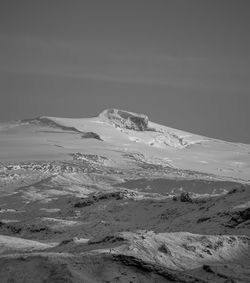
[0,109,249,182]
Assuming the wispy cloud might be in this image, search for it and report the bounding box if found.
[2,33,248,92]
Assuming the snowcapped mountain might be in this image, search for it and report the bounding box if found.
[0,109,249,283]
[1,109,249,182]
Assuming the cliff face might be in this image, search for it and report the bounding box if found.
[99,109,150,131]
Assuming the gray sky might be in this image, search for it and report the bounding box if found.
[0,0,249,143]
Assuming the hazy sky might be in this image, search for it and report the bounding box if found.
[0,0,249,143]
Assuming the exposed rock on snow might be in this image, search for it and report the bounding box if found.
[99,109,151,131]
[81,132,103,141]
[98,109,211,149]
[22,116,81,132]
[70,153,108,163]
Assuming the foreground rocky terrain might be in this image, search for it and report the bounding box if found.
[0,109,249,282]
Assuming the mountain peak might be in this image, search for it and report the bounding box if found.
[99,109,149,131]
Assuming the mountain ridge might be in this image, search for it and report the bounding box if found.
[0,108,250,282]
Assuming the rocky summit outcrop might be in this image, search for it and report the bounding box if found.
[99,109,150,131]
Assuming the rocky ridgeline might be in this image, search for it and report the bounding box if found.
[99,109,153,131]
[1,154,111,174]
[0,162,82,186]
[0,172,20,182]
[0,155,116,186]
[1,162,79,173]
[47,230,250,282]
[98,109,200,149]
[22,117,103,141]
[70,153,109,166]
[22,116,80,132]
[73,190,138,208]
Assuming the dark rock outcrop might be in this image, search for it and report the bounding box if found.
[180,192,193,203]
[23,117,81,132]
[112,254,207,282]
[225,207,250,228]
[73,190,137,208]
[99,109,150,131]
[81,132,103,141]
